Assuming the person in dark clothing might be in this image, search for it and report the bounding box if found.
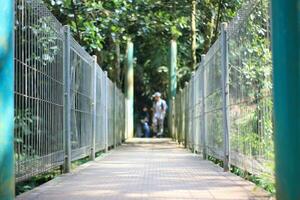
[140,106,151,138]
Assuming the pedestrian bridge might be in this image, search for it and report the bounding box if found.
[17,138,271,200]
[1,0,298,199]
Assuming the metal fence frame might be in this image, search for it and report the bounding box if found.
[14,0,126,182]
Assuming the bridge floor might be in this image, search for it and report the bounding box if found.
[17,138,271,200]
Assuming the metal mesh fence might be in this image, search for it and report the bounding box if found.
[95,65,105,152]
[15,0,126,182]
[14,0,64,182]
[227,0,273,176]
[70,39,93,161]
[173,0,273,179]
[204,39,224,159]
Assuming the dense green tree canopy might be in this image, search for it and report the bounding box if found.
[46,0,243,108]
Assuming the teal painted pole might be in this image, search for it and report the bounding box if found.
[125,41,134,138]
[272,0,300,199]
[168,40,177,136]
[0,0,15,198]
[169,40,177,98]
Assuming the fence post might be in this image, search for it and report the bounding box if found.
[0,1,14,198]
[272,0,300,199]
[63,25,71,173]
[169,40,177,137]
[201,54,207,160]
[104,71,109,152]
[125,41,134,138]
[221,22,230,172]
[91,56,97,160]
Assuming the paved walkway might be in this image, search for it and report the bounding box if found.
[17,138,272,200]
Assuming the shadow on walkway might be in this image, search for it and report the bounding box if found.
[17,138,272,200]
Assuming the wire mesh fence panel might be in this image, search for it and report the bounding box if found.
[115,90,120,145]
[173,0,273,181]
[204,39,224,160]
[14,0,126,182]
[101,71,108,150]
[14,0,64,182]
[95,65,105,152]
[179,91,185,144]
[193,69,203,153]
[70,39,93,161]
[186,81,193,149]
[107,80,114,147]
[116,89,125,144]
[227,0,273,177]
[120,91,124,143]
[184,85,189,147]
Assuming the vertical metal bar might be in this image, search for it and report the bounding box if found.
[221,22,230,172]
[201,54,207,160]
[169,40,177,137]
[125,41,134,138]
[104,71,108,152]
[91,56,97,160]
[271,0,300,199]
[63,25,71,173]
[0,0,14,198]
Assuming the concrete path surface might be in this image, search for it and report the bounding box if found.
[17,138,272,200]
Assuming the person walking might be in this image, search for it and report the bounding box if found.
[152,92,167,137]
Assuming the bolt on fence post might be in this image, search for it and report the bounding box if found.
[272,0,300,198]
[63,25,71,173]
[91,55,97,160]
[104,71,109,152]
[0,1,14,198]
[221,22,230,172]
[201,54,207,160]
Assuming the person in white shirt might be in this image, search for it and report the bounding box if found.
[152,92,167,137]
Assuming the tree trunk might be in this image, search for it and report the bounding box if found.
[191,0,197,70]
[115,38,121,87]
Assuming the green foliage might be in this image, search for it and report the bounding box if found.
[16,168,61,195]
[208,156,275,195]
[14,109,40,160]
[230,166,275,195]
[45,0,243,105]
